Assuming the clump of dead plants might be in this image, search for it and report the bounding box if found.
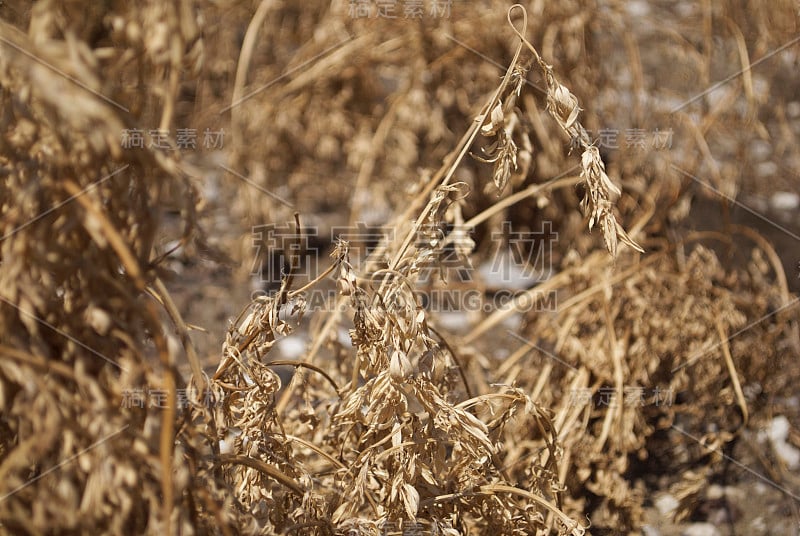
[0,0,214,533]
[1,0,799,535]
[206,6,621,533]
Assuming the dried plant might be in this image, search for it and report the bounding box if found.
[203,8,596,533]
[0,1,220,533]
[1,0,798,534]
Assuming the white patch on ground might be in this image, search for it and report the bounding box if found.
[435,311,470,333]
[750,516,766,532]
[770,191,799,212]
[787,101,800,118]
[219,428,241,454]
[681,522,720,536]
[655,493,679,517]
[760,415,800,470]
[478,251,550,290]
[755,161,778,178]
[275,335,305,360]
[747,139,772,162]
[625,0,650,17]
[337,327,353,348]
[641,525,660,536]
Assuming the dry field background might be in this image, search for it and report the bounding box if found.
[1,0,799,534]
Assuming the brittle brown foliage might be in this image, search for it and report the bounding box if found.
[1,0,798,535]
[0,1,225,533]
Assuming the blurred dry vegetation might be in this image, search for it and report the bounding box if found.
[0,0,799,534]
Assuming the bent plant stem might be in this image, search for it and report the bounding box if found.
[150,278,205,393]
[266,360,341,394]
[715,318,749,426]
[217,454,305,497]
[384,29,526,276]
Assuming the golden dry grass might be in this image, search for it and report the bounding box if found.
[1,1,799,534]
